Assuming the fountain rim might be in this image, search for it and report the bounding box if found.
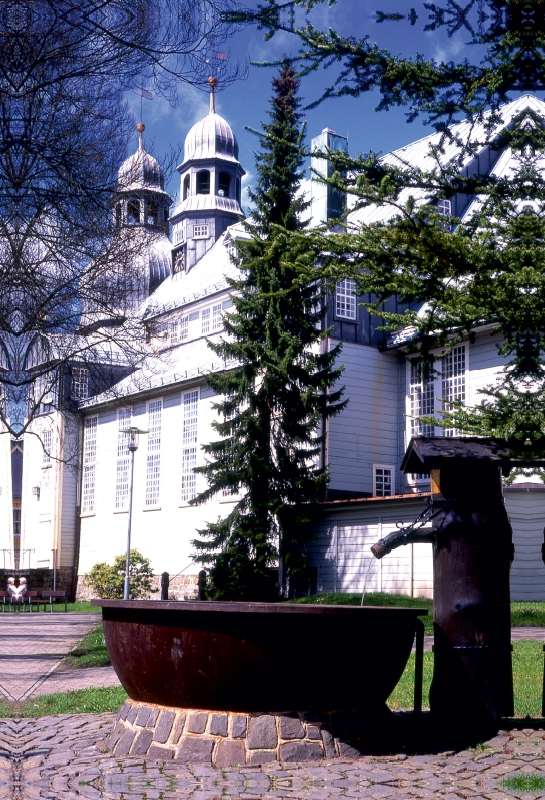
[92,599,428,616]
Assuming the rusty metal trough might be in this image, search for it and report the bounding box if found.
[92,600,427,713]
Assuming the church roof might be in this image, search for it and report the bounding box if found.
[81,333,236,409]
[118,126,171,199]
[183,111,239,164]
[141,222,250,321]
[348,94,545,229]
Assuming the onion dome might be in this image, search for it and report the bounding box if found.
[182,78,239,163]
[118,124,169,195]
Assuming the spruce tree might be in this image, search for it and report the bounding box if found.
[191,64,346,601]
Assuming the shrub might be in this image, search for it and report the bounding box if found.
[84,549,157,599]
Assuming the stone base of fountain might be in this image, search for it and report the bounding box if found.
[107,699,393,764]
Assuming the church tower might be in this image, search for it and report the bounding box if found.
[115,123,173,296]
[170,78,245,274]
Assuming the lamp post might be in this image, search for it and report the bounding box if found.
[121,427,147,600]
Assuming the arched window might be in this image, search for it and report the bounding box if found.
[146,201,158,226]
[236,177,241,204]
[196,170,210,195]
[218,172,230,198]
[115,203,122,227]
[127,199,140,224]
[183,174,190,200]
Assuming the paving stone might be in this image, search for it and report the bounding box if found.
[147,708,160,727]
[248,715,278,749]
[132,729,154,755]
[187,711,208,734]
[170,713,186,744]
[176,737,214,763]
[232,715,247,738]
[126,704,139,725]
[114,728,136,756]
[147,744,174,760]
[135,706,152,727]
[210,714,229,737]
[280,740,324,762]
[153,710,175,743]
[248,750,278,765]
[215,739,247,768]
[280,716,305,740]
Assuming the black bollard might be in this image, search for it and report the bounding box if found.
[197,570,207,601]
[160,572,169,601]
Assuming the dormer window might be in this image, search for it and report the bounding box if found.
[196,170,210,195]
[115,203,122,227]
[218,172,230,198]
[183,174,190,200]
[127,199,140,224]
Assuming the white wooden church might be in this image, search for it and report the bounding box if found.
[10,90,545,601]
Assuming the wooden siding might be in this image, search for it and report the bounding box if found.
[328,341,401,496]
[505,490,545,601]
[307,490,545,602]
[306,497,434,599]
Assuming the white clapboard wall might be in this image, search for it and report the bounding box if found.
[505,488,545,601]
[308,489,545,602]
[307,497,434,599]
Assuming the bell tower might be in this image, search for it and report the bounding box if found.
[170,78,245,274]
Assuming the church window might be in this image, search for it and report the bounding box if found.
[218,172,230,198]
[201,308,210,334]
[174,226,185,244]
[146,201,158,226]
[374,465,394,497]
[170,315,188,343]
[442,345,466,437]
[127,199,140,224]
[82,416,97,513]
[236,177,241,204]
[183,174,190,200]
[212,303,222,331]
[437,199,452,216]
[115,408,132,509]
[193,224,209,238]
[409,361,435,437]
[335,278,357,319]
[181,390,198,502]
[42,430,52,464]
[72,366,89,400]
[146,399,162,505]
[196,170,210,195]
[115,203,122,226]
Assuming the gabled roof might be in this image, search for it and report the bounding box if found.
[140,223,250,321]
[348,94,545,228]
[80,333,236,409]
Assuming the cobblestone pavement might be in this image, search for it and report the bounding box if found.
[2,713,545,799]
[0,613,101,701]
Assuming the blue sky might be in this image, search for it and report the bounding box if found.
[126,0,542,210]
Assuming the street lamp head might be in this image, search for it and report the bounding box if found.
[120,427,148,452]
[128,427,139,452]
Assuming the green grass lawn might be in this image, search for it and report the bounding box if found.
[293,593,545,635]
[61,623,110,670]
[388,640,543,716]
[0,686,128,717]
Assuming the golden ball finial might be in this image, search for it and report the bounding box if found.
[136,122,145,133]
[208,76,218,89]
